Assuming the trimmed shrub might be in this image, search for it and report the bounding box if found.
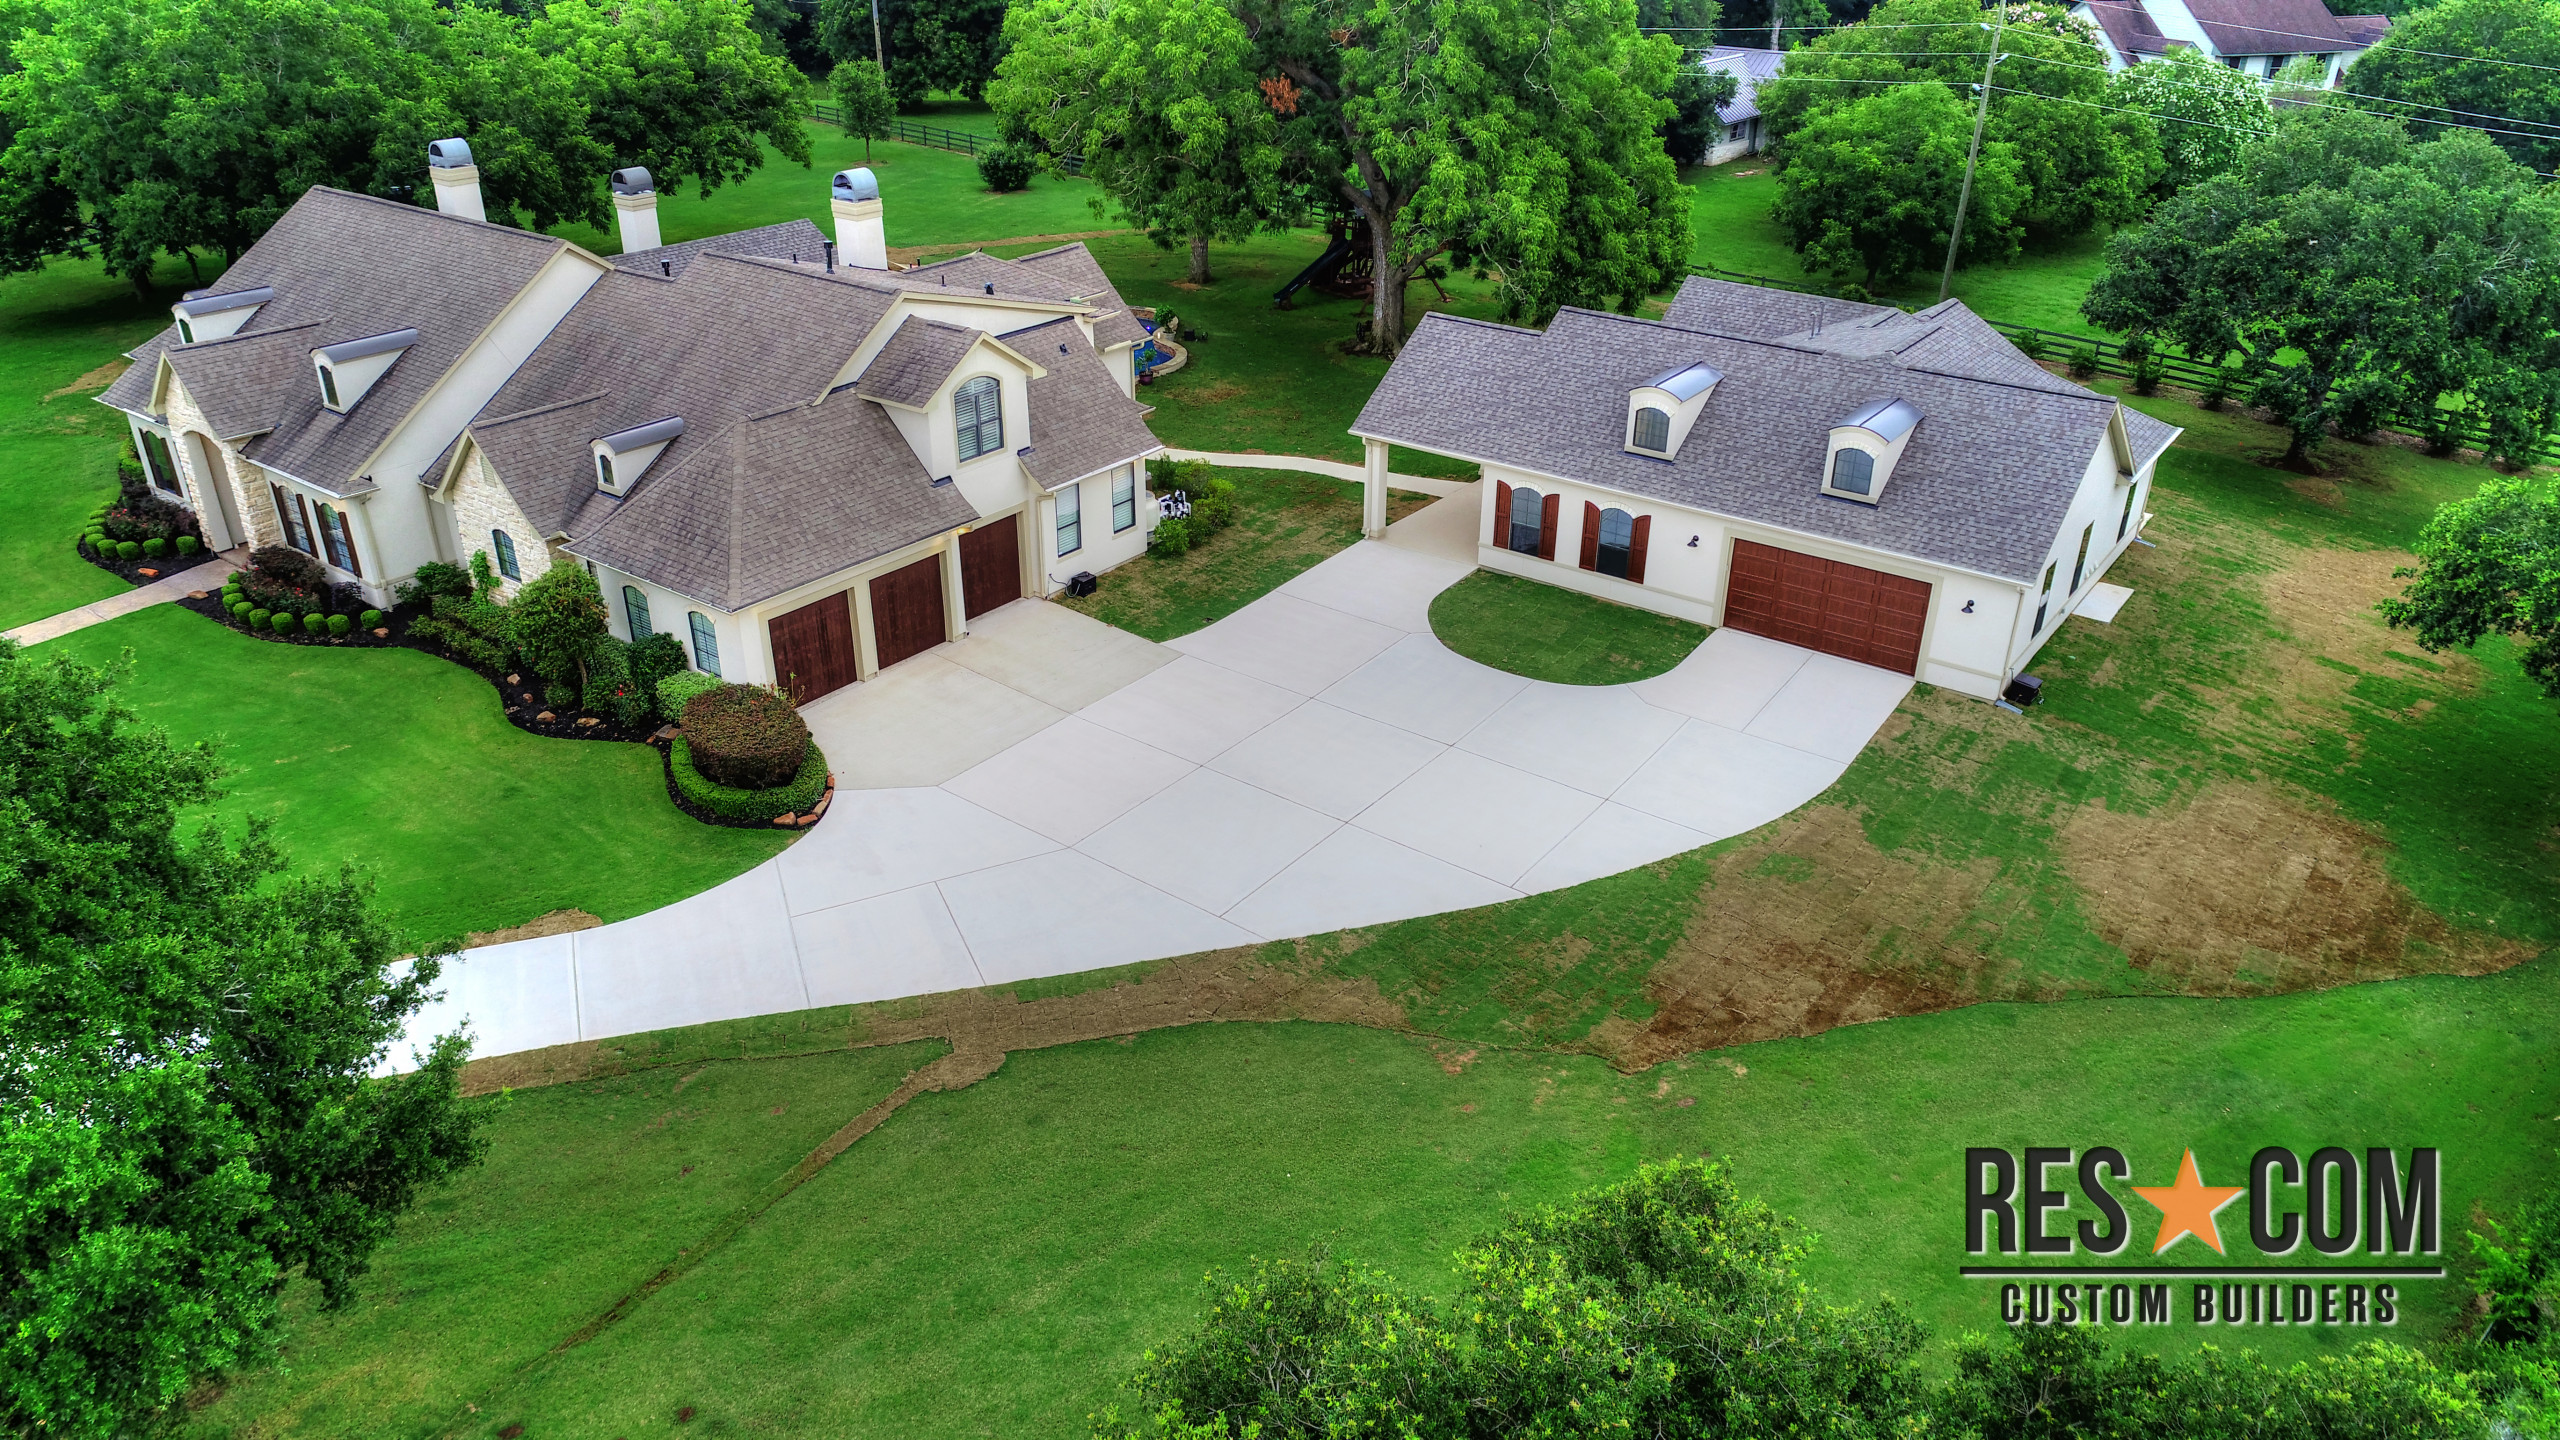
[2065,347,2099,380]
[299,612,327,636]
[681,684,811,790]
[670,737,828,824]
[175,536,200,556]
[396,560,474,606]
[628,632,687,717]
[247,608,272,631]
[585,636,654,730]
[230,601,252,623]
[250,544,324,590]
[544,681,577,711]
[977,143,1036,193]
[117,540,142,561]
[1147,516,1193,557]
[142,537,168,558]
[271,611,299,635]
[511,562,608,693]
[656,670,720,720]
[327,613,353,637]
[359,609,384,629]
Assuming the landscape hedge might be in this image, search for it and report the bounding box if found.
[681,684,812,789]
[669,736,827,824]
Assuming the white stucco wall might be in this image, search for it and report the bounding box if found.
[1039,461,1152,594]
[2008,442,2155,675]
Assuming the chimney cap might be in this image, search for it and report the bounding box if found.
[832,167,880,202]
[611,166,655,196]
[429,138,474,169]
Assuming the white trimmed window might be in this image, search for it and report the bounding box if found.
[1111,466,1136,532]
[623,585,652,639]
[1056,482,1082,556]
[956,376,1002,462]
[689,611,720,676]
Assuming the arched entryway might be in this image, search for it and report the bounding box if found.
[180,431,245,552]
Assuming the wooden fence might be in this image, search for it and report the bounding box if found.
[809,103,1084,176]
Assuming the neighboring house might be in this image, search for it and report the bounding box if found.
[1698,47,1784,166]
[97,147,1164,704]
[1350,277,2181,700]
[2072,0,2388,83]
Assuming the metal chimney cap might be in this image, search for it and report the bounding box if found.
[611,166,655,196]
[429,138,474,169]
[832,167,880,202]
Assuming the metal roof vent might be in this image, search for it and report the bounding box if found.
[610,166,654,195]
[832,168,880,203]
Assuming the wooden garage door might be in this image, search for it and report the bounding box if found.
[959,517,1021,619]
[869,553,947,671]
[1723,538,1930,675]
[769,591,858,704]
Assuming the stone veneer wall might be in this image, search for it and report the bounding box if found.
[164,375,283,550]
[448,448,556,600]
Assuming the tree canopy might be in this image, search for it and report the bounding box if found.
[1756,0,2159,249]
[2105,44,2272,194]
[0,640,483,1436]
[2350,0,2560,180]
[2083,106,2560,465]
[2381,475,2560,696]
[0,0,809,290]
[1771,76,2026,285]
[817,0,1010,105]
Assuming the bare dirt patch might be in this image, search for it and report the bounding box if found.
[2055,782,2532,990]
[462,908,603,949]
[885,229,1129,267]
[43,359,127,402]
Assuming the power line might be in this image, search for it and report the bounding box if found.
[1747,17,2560,76]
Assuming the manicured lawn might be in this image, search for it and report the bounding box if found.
[44,605,788,945]
[1055,466,1432,641]
[183,1041,943,1440]
[181,959,2558,1438]
[1429,568,1708,684]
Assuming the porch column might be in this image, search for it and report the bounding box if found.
[1362,436,1389,539]
[942,530,970,639]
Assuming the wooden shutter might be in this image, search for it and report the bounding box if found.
[1492,481,1511,548]
[1537,492,1560,560]
[1628,515,1651,584]
[1579,502,1601,570]
[293,493,317,556]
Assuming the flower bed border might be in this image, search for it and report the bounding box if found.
[660,737,836,831]
[80,543,223,589]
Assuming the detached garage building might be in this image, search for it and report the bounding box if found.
[1350,277,2181,699]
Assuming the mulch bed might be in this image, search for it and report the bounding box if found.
[658,741,838,832]
[81,545,223,589]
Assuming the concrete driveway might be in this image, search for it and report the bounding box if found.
[401,502,1912,1063]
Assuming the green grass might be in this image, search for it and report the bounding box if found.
[1429,568,1709,684]
[184,1042,943,1440]
[1056,466,1430,641]
[184,960,2560,1438]
[546,121,1109,257]
[43,605,788,944]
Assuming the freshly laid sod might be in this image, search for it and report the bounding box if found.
[184,959,2557,1438]
[1429,567,1709,684]
[183,1042,944,1440]
[1055,466,1432,641]
[44,605,788,944]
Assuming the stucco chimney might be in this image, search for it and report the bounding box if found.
[611,167,662,255]
[428,138,485,223]
[832,168,887,270]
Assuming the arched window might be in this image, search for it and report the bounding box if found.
[1631,407,1671,453]
[1829,449,1875,496]
[1507,486,1545,555]
[318,365,341,409]
[688,611,721,676]
[597,452,616,491]
[317,503,360,575]
[955,376,1002,461]
[140,431,181,495]
[492,529,519,579]
[623,585,653,639]
[1596,508,1635,579]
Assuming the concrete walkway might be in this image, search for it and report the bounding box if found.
[401,490,1911,1066]
[6,548,247,646]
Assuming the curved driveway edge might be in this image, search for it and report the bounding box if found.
[394,492,1911,1068]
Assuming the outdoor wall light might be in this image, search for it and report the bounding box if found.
[1961,599,1975,613]
[1687,534,1700,547]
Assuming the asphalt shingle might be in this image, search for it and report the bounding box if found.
[1004,316,1164,489]
[855,317,983,410]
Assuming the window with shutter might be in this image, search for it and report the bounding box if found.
[623,585,652,639]
[1507,486,1544,555]
[1595,508,1636,579]
[956,376,1003,461]
[493,528,519,580]
[689,611,721,676]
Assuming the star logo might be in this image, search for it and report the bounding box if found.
[2132,1148,2247,1255]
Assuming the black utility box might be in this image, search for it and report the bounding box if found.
[1067,571,1098,598]
[2003,673,2044,707]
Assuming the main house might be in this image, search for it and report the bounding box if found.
[96,146,1165,703]
[2071,0,2388,82]
[1350,278,2181,701]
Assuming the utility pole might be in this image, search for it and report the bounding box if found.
[871,0,884,69]
[1939,0,2007,304]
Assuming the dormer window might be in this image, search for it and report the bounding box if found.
[956,376,1002,461]
[172,285,273,342]
[592,416,684,495]
[178,318,195,344]
[1624,362,1721,460]
[1821,397,1921,506]
[312,328,418,413]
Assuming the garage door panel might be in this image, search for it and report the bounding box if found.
[1725,538,1928,676]
[870,554,947,671]
[771,592,859,704]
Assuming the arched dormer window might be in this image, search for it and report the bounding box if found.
[1821,397,1921,506]
[597,453,615,491]
[623,585,653,639]
[1631,407,1670,453]
[955,376,1002,461]
[1829,449,1875,496]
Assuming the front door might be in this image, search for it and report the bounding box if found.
[959,517,1021,619]
[769,590,859,704]
[869,553,947,671]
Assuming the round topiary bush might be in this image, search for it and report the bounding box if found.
[176,536,201,556]
[271,611,299,635]
[297,612,324,635]
[681,684,812,790]
[359,609,384,629]
[327,613,352,637]
[248,607,272,630]
[117,540,141,561]
[977,143,1037,193]
[142,537,168,558]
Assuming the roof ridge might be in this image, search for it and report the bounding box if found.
[475,390,610,429]
[302,186,570,250]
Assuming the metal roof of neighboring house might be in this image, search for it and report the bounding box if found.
[1351,276,2179,585]
[2181,0,2374,54]
[2079,0,2174,61]
[608,217,830,280]
[1701,46,1784,125]
[96,188,573,496]
[1002,315,1165,490]
[568,397,977,611]
[854,316,985,409]
[2335,13,2390,46]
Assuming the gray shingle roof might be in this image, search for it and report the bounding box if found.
[116,188,573,494]
[2082,0,2173,61]
[569,397,977,611]
[1662,280,1894,338]
[610,218,830,279]
[1701,46,1785,124]
[855,316,982,409]
[1004,316,1164,488]
[1010,242,1152,350]
[2181,0,2368,54]
[96,332,173,415]
[1352,279,2181,585]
